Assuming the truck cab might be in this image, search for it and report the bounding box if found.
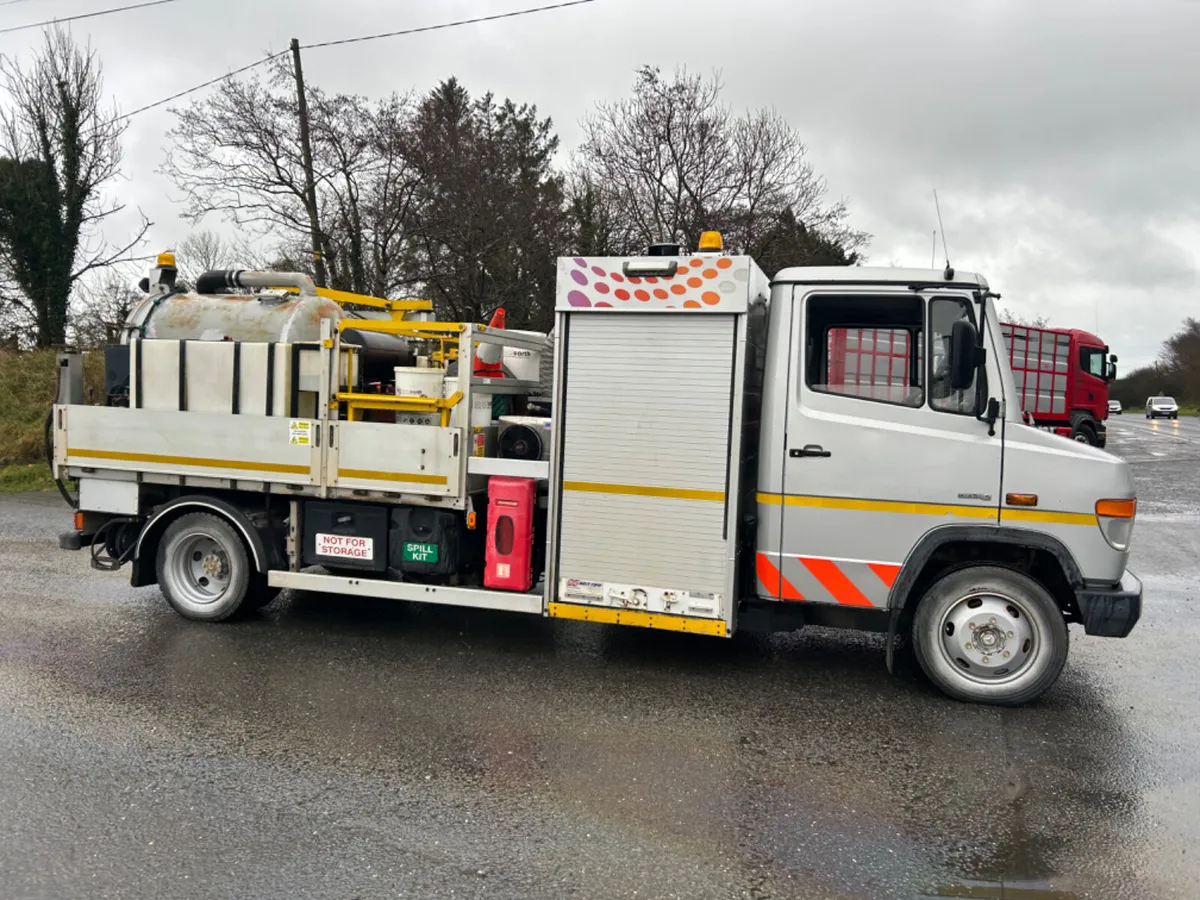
[753,267,1140,703]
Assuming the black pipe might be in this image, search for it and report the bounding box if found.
[194,269,246,295]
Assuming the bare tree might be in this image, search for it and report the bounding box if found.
[1000,308,1051,328]
[0,27,150,347]
[163,57,424,299]
[174,229,241,284]
[574,66,867,266]
[70,265,142,348]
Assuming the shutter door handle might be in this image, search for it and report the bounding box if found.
[790,445,831,459]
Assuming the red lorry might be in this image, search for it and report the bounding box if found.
[1000,323,1116,448]
[827,322,1117,448]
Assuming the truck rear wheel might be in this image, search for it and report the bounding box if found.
[156,512,252,621]
[911,566,1068,705]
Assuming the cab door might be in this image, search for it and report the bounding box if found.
[770,289,1002,609]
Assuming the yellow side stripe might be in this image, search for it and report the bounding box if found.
[68,448,308,476]
[564,481,725,503]
[337,468,448,486]
[757,492,995,519]
[1000,508,1098,526]
[757,492,1098,526]
[548,602,727,637]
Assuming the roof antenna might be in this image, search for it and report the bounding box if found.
[933,189,953,280]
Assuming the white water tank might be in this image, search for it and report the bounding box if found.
[128,291,344,344]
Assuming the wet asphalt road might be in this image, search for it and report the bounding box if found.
[1,419,1199,900]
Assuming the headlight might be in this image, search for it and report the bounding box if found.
[1096,498,1136,551]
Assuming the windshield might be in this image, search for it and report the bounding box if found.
[1153,397,1176,404]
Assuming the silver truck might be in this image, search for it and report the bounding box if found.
[53,241,1141,705]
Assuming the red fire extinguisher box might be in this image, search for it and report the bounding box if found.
[485,476,537,592]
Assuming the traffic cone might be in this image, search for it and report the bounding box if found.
[474,308,506,378]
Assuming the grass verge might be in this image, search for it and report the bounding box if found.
[0,463,57,493]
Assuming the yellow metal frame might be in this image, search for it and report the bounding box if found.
[338,390,463,425]
[267,284,434,321]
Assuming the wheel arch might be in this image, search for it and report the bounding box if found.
[130,496,272,588]
[888,524,1084,620]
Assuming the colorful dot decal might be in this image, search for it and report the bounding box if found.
[561,257,751,311]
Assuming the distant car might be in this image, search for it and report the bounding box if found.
[1108,399,1122,415]
[1146,396,1179,419]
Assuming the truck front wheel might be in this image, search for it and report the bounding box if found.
[156,512,253,621]
[1071,422,1098,445]
[911,566,1068,705]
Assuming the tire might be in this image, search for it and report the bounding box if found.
[911,566,1069,705]
[156,512,253,621]
[245,575,282,610]
[1172,413,1178,420]
[1071,422,1098,446]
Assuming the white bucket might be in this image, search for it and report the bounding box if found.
[443,376,493,428]
[501,330,545,382]
[394,366,444,399]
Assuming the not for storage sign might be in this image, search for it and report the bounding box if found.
[315,533,374,561]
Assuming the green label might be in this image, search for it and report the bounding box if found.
[403,542,439,564]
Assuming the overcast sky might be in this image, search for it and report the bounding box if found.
[1,0,1196,368]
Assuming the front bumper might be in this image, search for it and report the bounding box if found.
[1076,570,1142,637]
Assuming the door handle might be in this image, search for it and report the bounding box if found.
[790,444,831,458]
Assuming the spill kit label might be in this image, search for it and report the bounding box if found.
[403,542,439,564]
[315,533,374,560]
[289,420,312,446]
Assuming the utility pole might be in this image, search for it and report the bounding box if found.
[290,38,327,288]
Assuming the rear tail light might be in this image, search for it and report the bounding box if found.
[1096,498,1136,551]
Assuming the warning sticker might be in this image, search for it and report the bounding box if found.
[289,420,312,446]
[563,578,603,601]
[315,533,374,560]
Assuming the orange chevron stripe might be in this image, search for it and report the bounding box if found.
[800,557,874,608]
[756,552,804,601]
[868,563,901,589]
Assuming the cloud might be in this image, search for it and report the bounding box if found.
[1,0,1194,367]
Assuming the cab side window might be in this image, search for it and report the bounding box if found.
[1080,348,1105,378]
[929,297,979,415]
[806,295,924,407]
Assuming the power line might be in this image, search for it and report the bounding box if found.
[116,0,597,122]
[0,0,181,35]
[305,0,597,50]
[117,49,287,121]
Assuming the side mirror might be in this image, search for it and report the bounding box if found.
[1108,362,1118,382]
[948,319,979,391]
